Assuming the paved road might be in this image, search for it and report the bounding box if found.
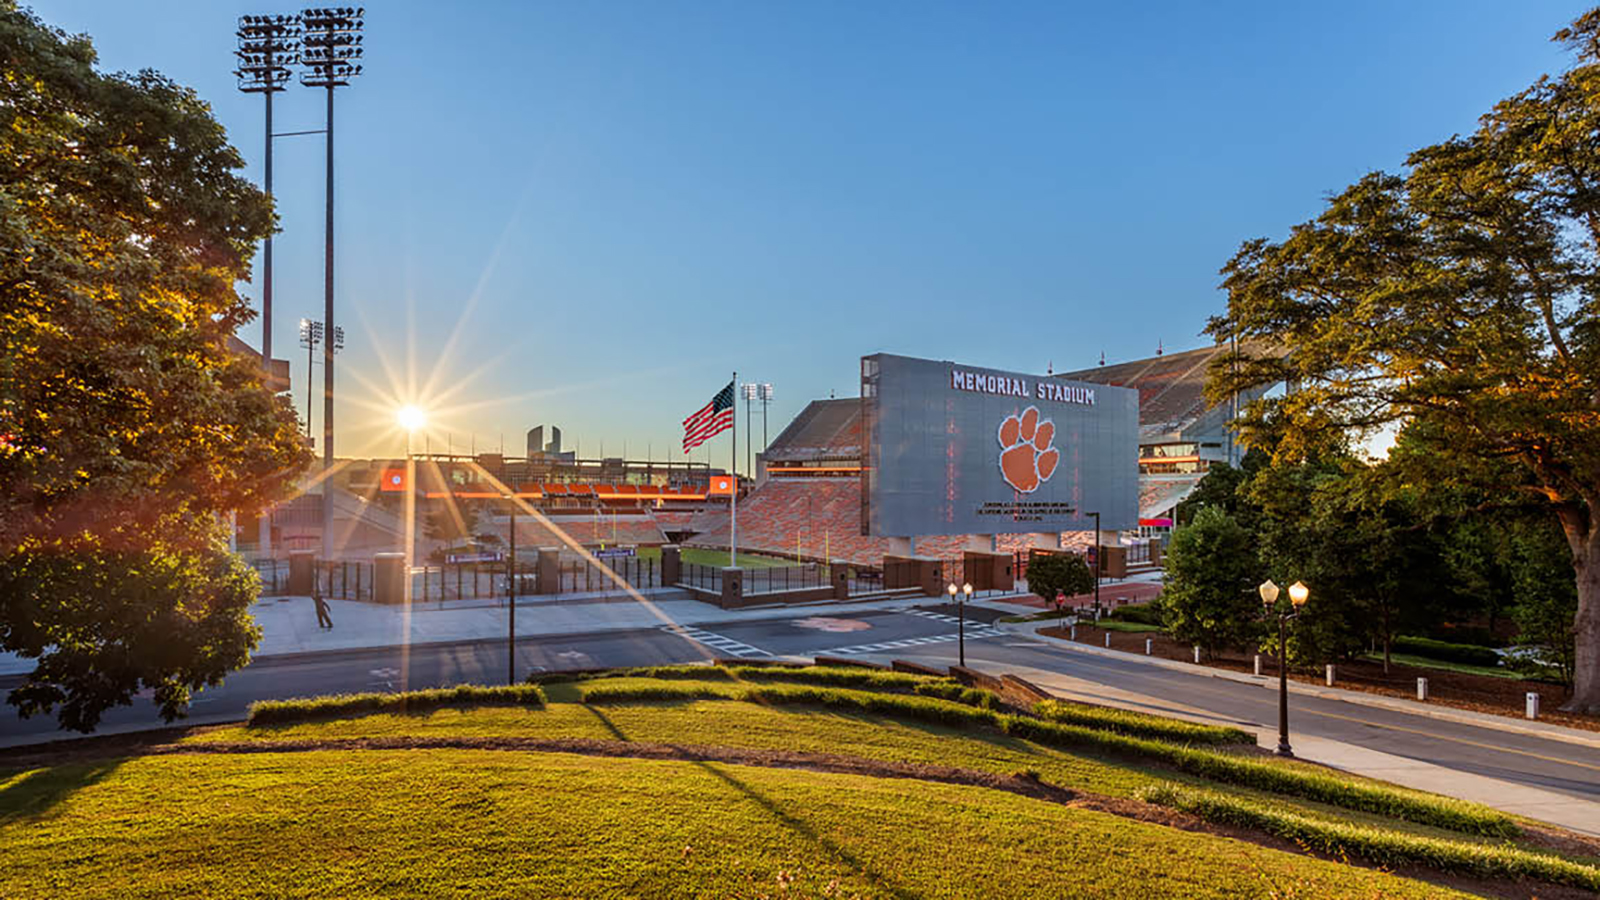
[4,601,1597,815]
[0,606,974,747]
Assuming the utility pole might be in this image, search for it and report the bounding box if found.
[234,13,301,559]
[301,7,364,562]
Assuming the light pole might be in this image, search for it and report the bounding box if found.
[1087,510,1102,619]
[398,405,425,606]
[758,383,774,471]
[235,13,301,561]
[302,6,364,563]
[741,383,758,479]
[298,319,322,436]
[1260,579,1311,757]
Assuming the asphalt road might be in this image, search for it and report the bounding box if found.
[3,601,1597,814]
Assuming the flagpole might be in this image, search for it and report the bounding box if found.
[730,370,738,568]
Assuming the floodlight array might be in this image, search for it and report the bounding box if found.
[300,7,365,88]
[234,13,301,93]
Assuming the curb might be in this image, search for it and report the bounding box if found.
[1003,622,1600,751]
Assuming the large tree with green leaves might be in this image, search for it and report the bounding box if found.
[1211,10,1600,712]
[0,5,308,730]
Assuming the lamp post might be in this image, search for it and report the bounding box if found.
[1087,510,1102,619]
[1260,579,1311,757]
[397,406,425,605]
[301,6,364,563]
[947,583,961,666]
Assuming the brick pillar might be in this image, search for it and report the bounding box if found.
[662,545,682,586]
[832,561,849,600]
[536,547,560,595]
[720,567,744,608]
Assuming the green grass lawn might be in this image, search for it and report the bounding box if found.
[1360,651,1516,678]
[0,749,1476,899]
[636,545,803,569]
[6,668,1595,897]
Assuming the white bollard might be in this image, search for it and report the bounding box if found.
[1193,645,1201,664]
[1145,638,1153,656]
[1325,664,1335,686]
[1070,625,1077,641]
[1253,655,1262,676]
[1416,677,1428,701]
[1105,632,1112,648]
[1526,692,1540,720]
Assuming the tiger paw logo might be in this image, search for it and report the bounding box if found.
[998,406,1059,493]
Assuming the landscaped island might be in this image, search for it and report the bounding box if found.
[2,662,1596,898]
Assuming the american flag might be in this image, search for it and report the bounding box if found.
[683,380,735,452]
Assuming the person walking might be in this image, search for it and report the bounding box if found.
[313,591,334,630]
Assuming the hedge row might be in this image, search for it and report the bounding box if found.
[531,663,959,693]
[248,684,547,725]
[1106,603,1164,627]
[1391,636,1502,668]
[1138,783,1595,891]
[1034,699,1252,746]
[580,681,1516,837]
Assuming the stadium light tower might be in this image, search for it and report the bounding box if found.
[758,383,774,466]
[741,383,759,478]
[235,12,301,559]
[301,7,364,562]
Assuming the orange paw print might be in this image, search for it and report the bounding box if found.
[998,406,1059,493]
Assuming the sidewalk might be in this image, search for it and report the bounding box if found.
[0,588,933,676]
[942,657,1600,838]
[997,619,1600,750]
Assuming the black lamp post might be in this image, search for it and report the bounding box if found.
[1087,510,1102,619]
[1260,579,1310,757]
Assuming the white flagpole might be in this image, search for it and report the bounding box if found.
[730,371,738,568]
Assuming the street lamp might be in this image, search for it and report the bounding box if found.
[1087,510,1102,619]
[398,405,425,605]
[959,582,973,666]
[1260,578,1310,757]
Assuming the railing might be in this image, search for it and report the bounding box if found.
[744,563,828,595]
[679,561,723,592]
[557,556,658,593]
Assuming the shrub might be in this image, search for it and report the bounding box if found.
[1160,508,1262,655]
[1106,603,1164,627]
[1138,784,1596,891]
[911,681,1002,709]
[248,684,546,725]
[580,682,736,704]
[1391,636,1501,668]
[1028,553,1095,605]
[1034,699,1251,745]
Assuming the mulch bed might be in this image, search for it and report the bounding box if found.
[1037,624,1600,733]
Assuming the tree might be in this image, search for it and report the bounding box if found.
[1210,9,1600,712]
[1507,521,1580,688]
[1027,552,1095,606]
[1173,447,1267,529]
[0,7,308,730]
[1160,507,1261,657]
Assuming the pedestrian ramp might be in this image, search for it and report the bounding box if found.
[659,624,773,659]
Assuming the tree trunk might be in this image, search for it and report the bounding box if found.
[1562,522,1600,714]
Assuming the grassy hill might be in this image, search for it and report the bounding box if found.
[2,663,1597,899]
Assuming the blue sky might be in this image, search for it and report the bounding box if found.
[28,0,1589,467]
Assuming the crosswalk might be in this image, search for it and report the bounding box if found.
[659,624,773,658]
[817,611,1006,656]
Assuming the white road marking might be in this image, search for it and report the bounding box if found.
[659,624,773,658]
[818,628,1006,656]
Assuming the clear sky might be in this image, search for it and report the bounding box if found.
[26,0,1590,469]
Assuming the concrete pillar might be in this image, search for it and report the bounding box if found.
[1253,655,1262,676]
[1104,632,1112,648]
[1193,645,1201,664]
[661,545,682,586]
[1325,664,1335,686]
[720,567,744,609]
[1069,625,1077,641]
[1416,677,1429,701]
[1145,638,1153,655]
[372,552,405,604]
[1526,692,1540,720]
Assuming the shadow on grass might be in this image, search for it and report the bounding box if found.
[583,706,631,743]
[692,759,918,900]
[0,760,122,824]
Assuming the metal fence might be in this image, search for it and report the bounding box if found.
[557,556,658,594]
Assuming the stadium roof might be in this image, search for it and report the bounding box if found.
[1055,342,1283,440]
[765,398,862,463]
